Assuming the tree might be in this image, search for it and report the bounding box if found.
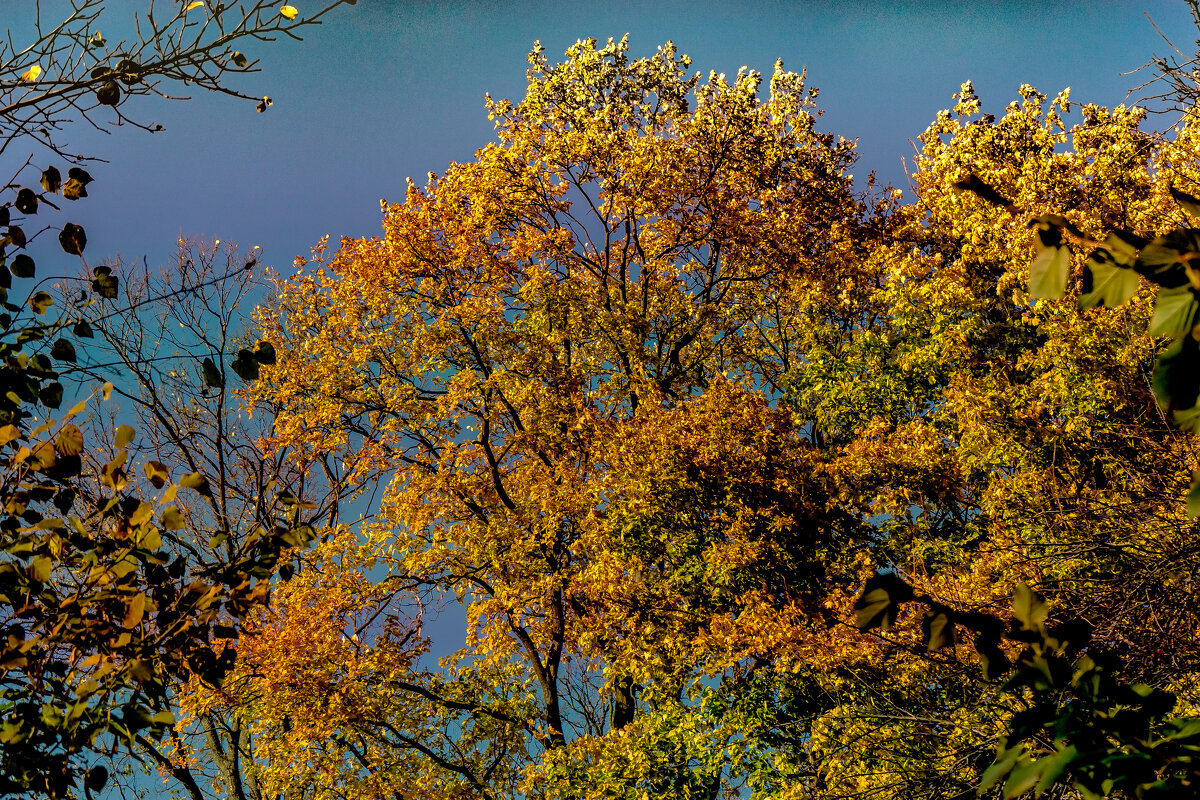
[0,180,290,799]
[812,81,1200,798]
[849,80,1200,797]
[243,36,878,799]
[0,2,355,796]
[1,0,358,158]
[241,39,1200,800]
[64,239,344,800]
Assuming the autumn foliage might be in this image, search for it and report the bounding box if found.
[153,37,1200,800]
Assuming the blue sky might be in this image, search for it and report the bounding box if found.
[12,1,1198,278]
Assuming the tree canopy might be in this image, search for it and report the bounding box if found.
[166,35,1200,800]
[7,16,1200,800]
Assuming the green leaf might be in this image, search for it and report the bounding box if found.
[115,59,141,85]
[1004,756,1045,798]
[1137,229,1200,289]
[149,710,175,726]
[1152,336,1200,411]
[922,609,954,651]
[50,338,75,362]
[1175,403,1200,432]
[231,51,249,68]
[85,766,108,792]
[0,721,24,744]
[160,506,183,529]
[281,523,317,548]
[1171,185,1200,219]
[1107,228,1148,259]
[202,357,224,388]
[980,745,1023,793]
[9,254,34,278]
[73,320,93,338]
[62,178,88,200]
[1030,242,1070,299]
[143,460,170,488]
[0,424,18,445]
[15,188,37,215]
[59,222,86,255]
[977,642,1012,680]
[56,424,83,456]
[96,80,120,106]
[1030,213,1083,238]
[28,555,52,582]
[68,167,93,186]
[1079,248,1139,310]
[1013,583,1048,631]
[179,471,211,495]
[1149,286,1200,338]
[853,572,913,631]
[92,266,118,298]
[39,382,63,409]
[122,593,145,628]
[954,174,1014,209]
[252,339,277,364]
[1189,476,1200,522]
[231,349,260,381]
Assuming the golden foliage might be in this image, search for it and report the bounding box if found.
[181,41,1200,800]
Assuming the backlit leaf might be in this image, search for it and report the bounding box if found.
[28,291,53,314]
[1152,335,1200,411]
[1029,241,1069,300]
[1137,229,1200,289]
[39,167,61,193]
[1149,286,1199,338]
[1013,583,1048,631]
[59,223,86,255]
[202,357,224,387]
[56,424,83,456]
[1079,248,1139,309]
[115,424,135,448]
[1171,185,1200,219]
[10,255,34,278]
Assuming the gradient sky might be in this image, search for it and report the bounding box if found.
[11,1,1199,278]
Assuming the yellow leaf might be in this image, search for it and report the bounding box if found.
[279,5,299,20]
[160,506,184,529]
[0,425,19,446]
[129,501,154,527]
[136,525,161,551]
[185,0,205,10]
[19,65,42,83]
[115,423,135,448]
[122,593,145,629]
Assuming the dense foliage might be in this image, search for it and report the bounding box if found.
[8,15,1200,799]
[160,38,1200,800]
